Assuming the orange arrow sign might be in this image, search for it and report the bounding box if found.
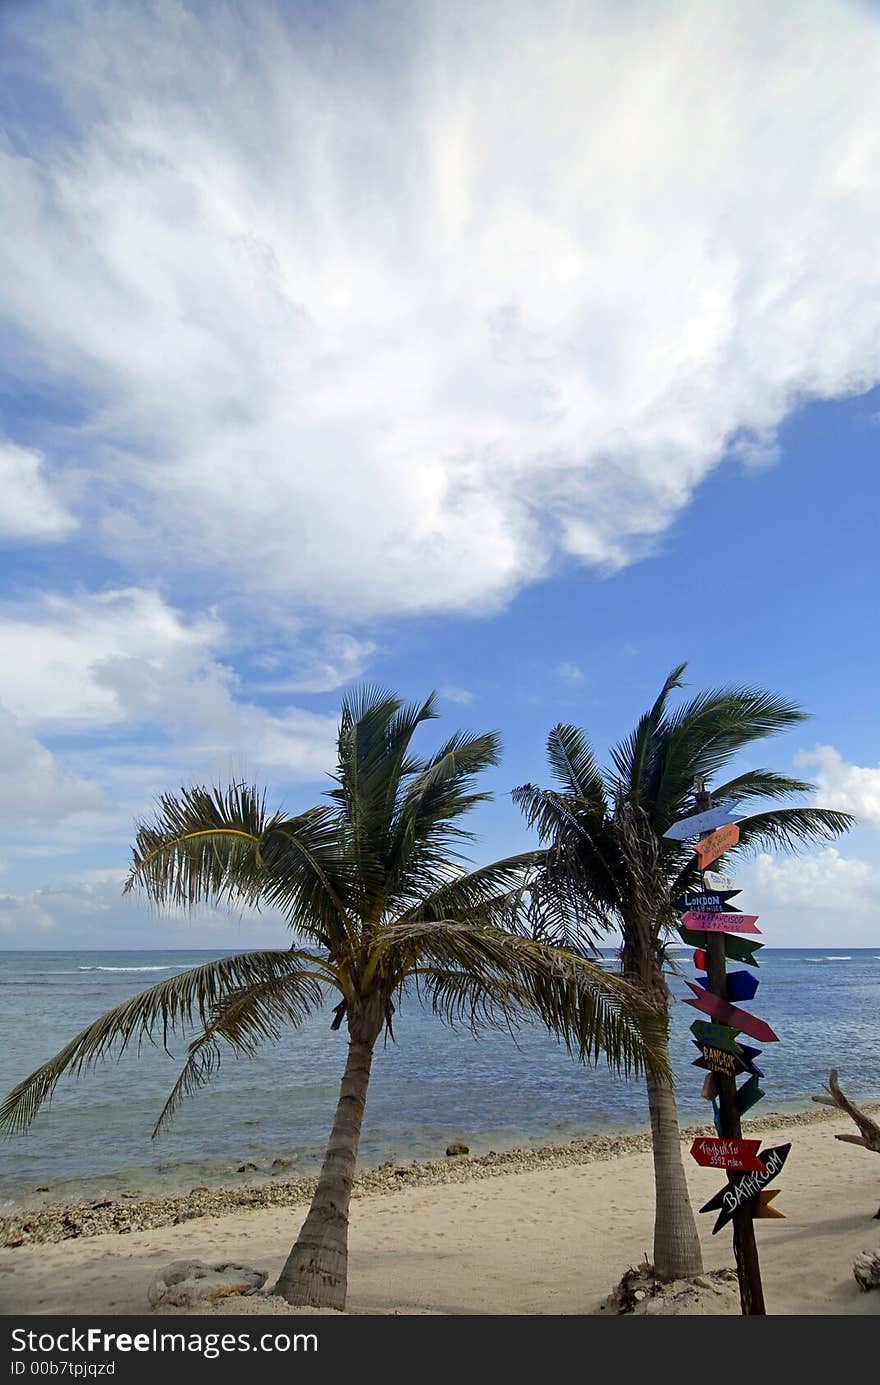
[754,1189,785,1219]
[694,821,740,868]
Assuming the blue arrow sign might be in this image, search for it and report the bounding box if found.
[695,969,760,1003]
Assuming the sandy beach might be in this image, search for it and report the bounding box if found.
[2,1104,878,1316]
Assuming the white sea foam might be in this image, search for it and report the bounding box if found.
[78,965,189,972]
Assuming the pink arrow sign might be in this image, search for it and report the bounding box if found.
[690,1137,767,1172]
[680,911,761,934]
[683,982,780,1043]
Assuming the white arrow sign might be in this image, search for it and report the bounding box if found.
[663,801,744,841]
[703,870,737,891]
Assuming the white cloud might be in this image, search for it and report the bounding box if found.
[0,588,341,810]
[1,1,879,617]
[0,892,55,935]
[752,847,880,912]
[0,442,76,540]
[554,662,584,683]
[0,589,220,728]
[251,634,377,694]
[439,685,474,705]
[0,876,289,948]
[0,703,103,824]
[795,745,880,825]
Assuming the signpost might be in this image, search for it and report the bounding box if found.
[703,870,737,891]
[663,802,744,840]
[693,1044,750,1078]
[693,821,740,869]
[753,1190,785,1220]
[690,1137,767,1172]
[680,911,760,933]
[698,1144,790,1234]
[696,969,759,1003]
[675,780,788,1316]
[683,982,780,1043]
[678,926,764,963]
[689,1019,743,1054]
[672,889,741,912]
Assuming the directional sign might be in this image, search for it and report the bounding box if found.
[693,1044,749,1078]
[718,935,764,967]
[699,1144,791,1234]
[694,822,740,869]
[696,969,759,1003]
[701,1072,719,1101]
[683,982,780,1042]
[678,926,764,964]
[681,910,760,934]
[692,1040,754,1075]
[690,1137,767,1172]
[663,802,743,841]
[689,1020,743,1054]
[673,889,741,913]
[753,1189,785,1220]
[692,1044,763,1078]
[703,870,737,891]
[735,1073,765,1116]
[737,1044,764,1077]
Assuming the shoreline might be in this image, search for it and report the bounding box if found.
[4,1098,875,1250]
[2,1102,879,1315]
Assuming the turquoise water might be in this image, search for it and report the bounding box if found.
[0,948,878,1208]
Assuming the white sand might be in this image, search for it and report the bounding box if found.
[1,1110,878,1316]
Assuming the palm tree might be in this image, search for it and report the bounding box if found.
[513,664,853,1282]
[1,688,666,1310]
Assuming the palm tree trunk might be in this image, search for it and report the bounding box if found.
[623,922,704,1282]
[644,1015,704,1280]
[274,1024,376,1309]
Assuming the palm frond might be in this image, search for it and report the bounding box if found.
[709,770,817,803]
[401,852,543,925]
[724,806,855,857]
[379,920,668,1076]
[126,782,274,909]
[0,951,326,1135]
[651,689,809,817]
[546,724,607,812]
[610,663,687,794]
[153,968,326,1135]
[410,966,531,1034]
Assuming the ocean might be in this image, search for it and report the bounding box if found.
[1,948,878,1210]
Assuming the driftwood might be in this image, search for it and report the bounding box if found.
[811,1069,880,1218]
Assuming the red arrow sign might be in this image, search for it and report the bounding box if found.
[683,981,780,1042]
[690,1137,767,1172]
[680,911,761,933]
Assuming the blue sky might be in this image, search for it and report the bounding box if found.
[1,0,878,949]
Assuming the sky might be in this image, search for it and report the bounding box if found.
[0,0,878,950]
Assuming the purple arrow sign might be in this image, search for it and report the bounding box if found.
[680,911,761,934]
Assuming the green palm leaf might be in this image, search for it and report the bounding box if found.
[0,951,326,1135]
[153,968,327,1136]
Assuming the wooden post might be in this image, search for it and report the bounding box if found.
[696,787,766,1316]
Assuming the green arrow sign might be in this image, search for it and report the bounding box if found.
[677,925,764,966]
[736,1073,765,1116]
[689,1020,743,1055]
